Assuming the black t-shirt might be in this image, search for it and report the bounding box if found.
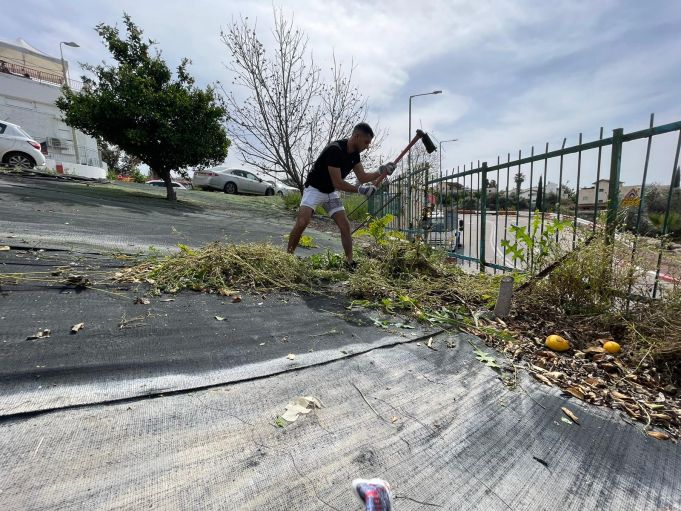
[305,139,360,193]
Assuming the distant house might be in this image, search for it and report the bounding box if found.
[519,181,558,200]
[0,38,104,178]
[577,179,640,210]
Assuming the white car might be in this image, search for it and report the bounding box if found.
[146,180,187,190]
[265,179,299,196]
[0,120,46,169]
[192,167,275,196]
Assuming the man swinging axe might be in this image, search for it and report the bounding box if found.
[287,122,395,268]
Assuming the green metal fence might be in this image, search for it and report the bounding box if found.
[369,115,681,299]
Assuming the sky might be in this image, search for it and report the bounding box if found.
[3,0,681,190]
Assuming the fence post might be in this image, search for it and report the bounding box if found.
[479,162,488,272]
[606,128,624,240]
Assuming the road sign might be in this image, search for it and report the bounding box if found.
[620,187,641,207]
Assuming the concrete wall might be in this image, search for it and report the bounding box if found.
[0,72,99,166]
[45,158,106,180]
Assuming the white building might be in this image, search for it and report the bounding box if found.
[0,38,104,179]
[577,179,640,210]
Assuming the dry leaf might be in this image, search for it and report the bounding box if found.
[0,246,10,251]
[545,371,565,380]
[611,391,631,401]
[650,413,672,422]
[280,396,323,422]
[71,323,84,333]
[286,353,295,360]
[214,316,225,321]
[391,416,398,423]
[427,337,433,348]
[584,346,605,354]
[647,431,670,441]
[26,328,51,340]
[561,407,580,424]
[160,298,175,302]
[566,387,585,400]
[135,297,150,305]
[232,295,242,303]
[584,377,602,387]
[533,373,553,386]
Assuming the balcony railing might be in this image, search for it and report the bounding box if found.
[0,61,82,91]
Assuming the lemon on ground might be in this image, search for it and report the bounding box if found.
[603,341,621,354]
[545,334,570,352]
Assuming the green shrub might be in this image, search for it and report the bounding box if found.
[131,168,147,183]
[343,194,368,221]
[281,192,302,210]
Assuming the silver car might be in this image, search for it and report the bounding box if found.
[192,167,275,196]
[0,120,47,169]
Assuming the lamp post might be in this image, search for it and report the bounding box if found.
[407,90,441,231]
[60,41,80,165]
[439,138,458,176]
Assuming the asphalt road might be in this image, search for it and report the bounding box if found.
[0,174,342,254]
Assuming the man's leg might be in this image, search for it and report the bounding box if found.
[332,210,353,263]
[287,207,314,254]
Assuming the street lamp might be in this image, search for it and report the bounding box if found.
[407,89,441,230]
[60,41,80,164]
[439,138,458,177]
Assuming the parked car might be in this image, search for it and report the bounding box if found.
[146,179,187,190]
[0,120,46,169]
[270,181,299,196]
[192,167,275,196]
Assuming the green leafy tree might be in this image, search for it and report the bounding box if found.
[536,176,544,212]
[99,139,142,177]
[57,14,230,200]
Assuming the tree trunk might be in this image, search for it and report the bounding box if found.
[160,171,177,201]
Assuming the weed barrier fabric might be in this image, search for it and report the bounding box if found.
[1,338,678,510]
[0,252,433,416]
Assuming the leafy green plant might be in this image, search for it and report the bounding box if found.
[354,214,405,245]
[307,250,344,270]
[281,191,302,210]
[500,213,572,274]
[298,235,317,249]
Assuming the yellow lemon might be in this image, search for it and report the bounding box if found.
[545,334,570,352]
[603,341,621,354]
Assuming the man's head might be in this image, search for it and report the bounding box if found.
[349,122,374,152]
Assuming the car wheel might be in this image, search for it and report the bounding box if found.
[277,191,284,197]
[3,152,35,169]
[224,182,238,194]
[265,188,275,196]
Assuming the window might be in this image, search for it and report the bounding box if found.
[599,188,604,192]
[0,123,5,134]
[245,172,258,181]
[598,199,604,203]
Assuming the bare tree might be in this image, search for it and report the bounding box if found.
[220,9,383,191]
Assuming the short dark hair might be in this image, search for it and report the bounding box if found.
[353,122,374,138]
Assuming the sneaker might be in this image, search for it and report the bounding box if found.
[352,478,393,511]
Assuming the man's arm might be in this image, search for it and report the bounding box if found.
[353,163,382,184]
[329,166,363,193]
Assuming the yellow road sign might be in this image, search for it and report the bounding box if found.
[621,187,641,207]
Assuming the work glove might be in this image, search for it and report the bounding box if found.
[379,162,396,176]
[358,183,377,197]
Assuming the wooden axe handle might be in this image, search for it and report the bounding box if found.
[372,130,426,187]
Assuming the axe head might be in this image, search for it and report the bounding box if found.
[416,129,437,154]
